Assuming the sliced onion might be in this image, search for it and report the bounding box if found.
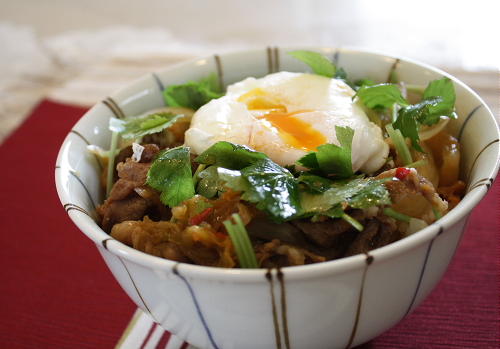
[418,117,449,141]
[406,218,428,236]
[131,142,144,162]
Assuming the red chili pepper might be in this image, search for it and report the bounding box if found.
[215,232,227,240]
[395,167,411,180]
[188,207,214,226]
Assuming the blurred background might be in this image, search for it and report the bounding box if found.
[1,0,498,142]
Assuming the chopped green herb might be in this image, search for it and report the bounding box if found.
[334,67,348,80]
[146,146,195,207]
[405,159,428,169]
[353,79,375,90]
[195,141,267,170]
[299,177,391,216]
[297,126,354,179]
[386,124,413,165]
[192,199,213,216]
[196,166,225,199]
[296,152,319,171]
[392,77,457,152]
[297,174,333,193]
[163,73,224,110]
[341,212,364,232]
[239,159,301,222]
[422,77,456,120]
[355,84,409,110]
[110,112,183,140]
[192,164,206,185]
[348,178,392,209]
[223,213,258,268]
[383,207,411,223]
[393,99,441,152]
[432,206,442,220]
[288,50,336,78]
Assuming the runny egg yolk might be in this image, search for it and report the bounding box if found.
[237,88,327,151]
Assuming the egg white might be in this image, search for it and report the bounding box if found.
[184,72,388,173]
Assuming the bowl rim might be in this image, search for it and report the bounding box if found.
[55,46,500,282]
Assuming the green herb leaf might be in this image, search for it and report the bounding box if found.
[422,77,456,120]
[392,78,457,152]
[393,98,446,152]
[297,126,354,179]
[348,178,392,209]
[341,212,364,231]
[299,177,391,216]
[334,67,348,80]
[386,124,413,165]
[355,84,409,110]
[163,73,224,110]
[223,213,258,268]
[353,79,375,90]
[383,207,411,222]
[195,141,268,170]
[217,167,251,192]
[196,166,225,199]
[297,174,333,193]
[288,50,336,78]
[241,159,301,222]
[296,152,319,170]
[110,112,183,140]
[219,158,300,222]
[146,146,195,207]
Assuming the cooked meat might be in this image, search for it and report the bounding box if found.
[170,191,252,232]
[255,239,326,268]
[438,180,466,210]
[111,218,190,262]
[377,167,448,223]
[97,145,166,232]
[112,217,235,267]
[98,196,150,232]
[116,159,151,184]
[114,146,134,177]
[345,218,401,256]
[247,218,308,246]
[291,210,365,248]
[115,145,133,163]
[107,178,137,202]
[138,143,160,163]
[142,111,193,149]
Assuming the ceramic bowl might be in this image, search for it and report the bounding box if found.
[55,47,499,349]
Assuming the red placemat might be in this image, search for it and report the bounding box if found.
[0,100,498,348]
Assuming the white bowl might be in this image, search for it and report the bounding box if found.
[55,47,500,349]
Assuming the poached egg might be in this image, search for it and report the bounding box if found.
[184,72,388,173]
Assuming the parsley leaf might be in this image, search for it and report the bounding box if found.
[218,158,300,222]
[355,84,409,109]
[353,79,375,90]
[288,50,336,78]
[299,178,391,216]
[422,77,456,118]
[146,146,195,207]
[196,166,225,199]
[163,73,224,110]
[393,78,457,152]
[195,141,268,170]
[297,174,333,193]
[297,126,354,178]
[393,105,424,151]
[110,112,183,139]
[240,159,301,222]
